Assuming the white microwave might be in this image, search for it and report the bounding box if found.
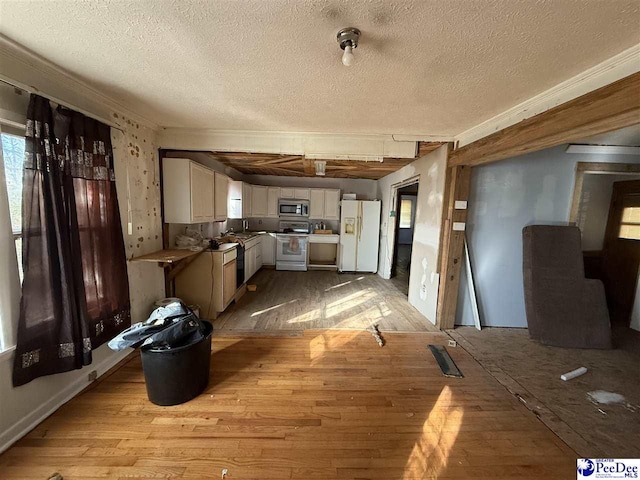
[278,199,309,217]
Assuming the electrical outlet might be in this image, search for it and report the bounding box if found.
[88,370,97,382]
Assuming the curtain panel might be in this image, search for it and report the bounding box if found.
[13,94,130,387]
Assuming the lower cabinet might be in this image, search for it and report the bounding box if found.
[261,233,276,265]
[175,247,237,319]
[223,260,236,306]
[244,236,264,282]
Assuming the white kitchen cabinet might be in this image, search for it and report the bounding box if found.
[244,236,263,281]
[261,233,276,265]
[242,182,252,218]
[251,185,268,217]
[280,187,294,199]
[309,188,325,219]
[308,188,340,220]
[267,187,280,218]
[324,189,340,220]
[214,172,229,221]
[163,158,215,223]
[245,245,256,282]
[294,188,310,200]
[228,181,254,219]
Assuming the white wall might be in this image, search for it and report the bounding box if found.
[0,47,164,452]
[377,145,448,325]
[456,145,640,327]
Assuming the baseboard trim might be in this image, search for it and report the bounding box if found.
[0,348,131,454]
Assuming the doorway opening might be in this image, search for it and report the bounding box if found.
[390,180,419,296]
[571,164,640,330]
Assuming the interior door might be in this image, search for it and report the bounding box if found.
[602,180,640,326]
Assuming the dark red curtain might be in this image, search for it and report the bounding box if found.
[13,94,130,386]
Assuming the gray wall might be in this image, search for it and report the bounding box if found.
[456,145,640,328]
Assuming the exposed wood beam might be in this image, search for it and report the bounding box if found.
[206,149,444,180]
[436,164,472,330]
[449,72,640,167]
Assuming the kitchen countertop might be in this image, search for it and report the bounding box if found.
[209,242,238,252]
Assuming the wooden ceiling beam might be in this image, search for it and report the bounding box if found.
[449,72,640,167]
[206,143,444,179]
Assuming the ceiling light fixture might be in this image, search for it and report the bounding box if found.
[315,160,326,176]
[337,27,360,67]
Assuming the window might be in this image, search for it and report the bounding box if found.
[1,133,25,281]
[399,199,413,229]
[619,204,640,240]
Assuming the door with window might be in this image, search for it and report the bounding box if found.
[602,180,640,326]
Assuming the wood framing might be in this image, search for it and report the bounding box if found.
[436,164,472,330]
[206,143,443,180]
[569,162,640,224]
[449,72,640,167]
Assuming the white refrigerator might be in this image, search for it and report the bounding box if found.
[339,200,381,273]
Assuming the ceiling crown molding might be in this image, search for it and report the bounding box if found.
[0,34,157,130]
[455,43,640,148]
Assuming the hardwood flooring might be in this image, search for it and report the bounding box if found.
[212,270,437,333]
[0,330,576,479]
[450,325,640,458]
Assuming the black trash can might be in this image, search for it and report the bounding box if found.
[140,320,213,406]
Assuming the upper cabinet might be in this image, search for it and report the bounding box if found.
[242,182,252,218]
[228,180,253,219]
[309,188,341,220]
[250,185,268,217]
[267,187,280,218]
[214,172,229,222]
[163,158,216,224]
[280,187,309,200]
[324,189,341,220]
[309,189,325,218]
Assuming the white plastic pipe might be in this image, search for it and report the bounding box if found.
[560,367,588,381]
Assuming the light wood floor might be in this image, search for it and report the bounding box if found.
[0,330,576,479]
[213,269,437,333]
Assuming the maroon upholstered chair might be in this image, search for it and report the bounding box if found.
[522,225,612,349]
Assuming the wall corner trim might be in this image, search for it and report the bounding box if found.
[454,44,640,148]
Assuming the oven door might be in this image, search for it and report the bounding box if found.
[276,235,308,270]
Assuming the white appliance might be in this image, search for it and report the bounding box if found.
[276,221,310,271]
[278,199,309,218]
[339,200,381,273]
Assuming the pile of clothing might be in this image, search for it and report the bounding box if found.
[108,302,209,352]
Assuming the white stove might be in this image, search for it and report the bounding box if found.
[276,221,310,271]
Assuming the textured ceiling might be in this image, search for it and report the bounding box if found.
[0,1,639,136]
